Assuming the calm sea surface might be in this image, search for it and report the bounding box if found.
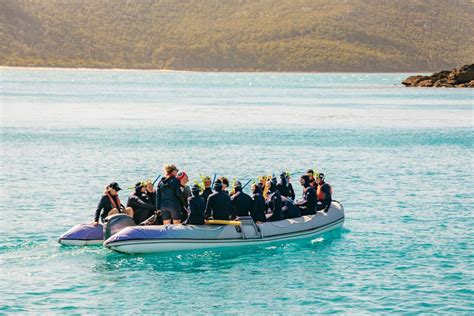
[1,68,473,314]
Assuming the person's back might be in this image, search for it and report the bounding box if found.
[157,164,183,224]
[185,185,206,225]
[205,180,231,220]
[230,182,253,219]
[281,196,301,219]
[251,184,267,223]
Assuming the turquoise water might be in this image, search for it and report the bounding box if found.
[1,68,473,314]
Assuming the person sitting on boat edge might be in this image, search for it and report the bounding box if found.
[177,171,191,222]
[251,183,267,223]
[200,175,213,203]
[230,180,253,219]
[295,175,317,215]
[157,164,183,225]
[205,179,231,220]
[316,173,332,212]
[184,184,206,225]
[127,182,157,224]
[265,177,284,222]
[277,171,295,201]
[93,182,133,225]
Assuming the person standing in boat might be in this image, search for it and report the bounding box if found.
[277,171,296,201]
[200,176,213,203]
[157,164,183,225]
[295,175,317,215]
[205,179,231,220]
[93,182,134,225]
[315,173,333,212]
[265,177,284,221]
[250,184,267,223]
[184,184,206,225]
[127,182,157,224]
[230,181,253,219]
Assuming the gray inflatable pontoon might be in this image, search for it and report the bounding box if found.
[104,201,345,254]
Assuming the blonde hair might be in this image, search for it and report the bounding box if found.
[163,163,178,175]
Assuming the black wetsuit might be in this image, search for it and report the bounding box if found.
[281,196,301,219]
[205,188,231,220]
[185,195,206,225]
[251,190,267,223]
[127,190,156,224]
[317,182,332,211]
[157,176,183,221]
[296,186,317,215]
[277,177,296,201]
[266,190,284,222]
[201,187,213,204]
[94,194,123,222]
[230,189,253,219]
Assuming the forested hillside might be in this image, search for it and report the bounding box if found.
[1,0,473,72]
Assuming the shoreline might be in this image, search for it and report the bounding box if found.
[0,65,429,74]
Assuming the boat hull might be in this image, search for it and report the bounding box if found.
[105,201,345,254]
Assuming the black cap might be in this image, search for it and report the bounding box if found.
[213,179,223,188]
[109,182,122,191]
[191,184,201,193]
[234,181,242,188]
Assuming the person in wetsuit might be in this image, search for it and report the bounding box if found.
[281,196,301,219]
[251,184,267,223]
[157,164,183,225]
[93,182,133,225]
[277,172,296,201]
[315,173,333,212]
[265,177,284,222]
[185,184,206,225]
[230,181,253,219]
[219,176,230,195]
[307,169,318,188]
[177,171,191,222]
[205,179,231,220]
[295,175,317,215]
[127,182,157,224]
[200,176,213,203]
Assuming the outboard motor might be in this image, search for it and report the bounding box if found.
[103,214,136,240]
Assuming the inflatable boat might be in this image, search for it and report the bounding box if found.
[104,201,345,254]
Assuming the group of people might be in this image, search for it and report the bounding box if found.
[93,164,333,226]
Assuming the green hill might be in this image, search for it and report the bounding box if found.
[1,0,473,72]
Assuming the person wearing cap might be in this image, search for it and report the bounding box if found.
[230,180,253,219]
[205,179,231,220]
[200,176,213,203]
[250,183,267,223]
[307,169,317,188]
[93,182,134,225]
[127,182,157,224]
[265,177,284,222]
[277,172,295,201]
[295,175,317,215]
[184,184,206,225]
[315,173,333,212]
[157,164,183,225]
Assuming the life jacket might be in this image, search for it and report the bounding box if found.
[317,183,330,201]
[107,193,122,210]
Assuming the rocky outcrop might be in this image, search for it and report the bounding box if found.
[402,64,474,88]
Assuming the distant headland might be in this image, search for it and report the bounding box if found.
[402,64,474,88]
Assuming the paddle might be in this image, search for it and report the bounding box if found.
[152,174,162,185]
[241,178,253,190]
[211,173,217,187]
